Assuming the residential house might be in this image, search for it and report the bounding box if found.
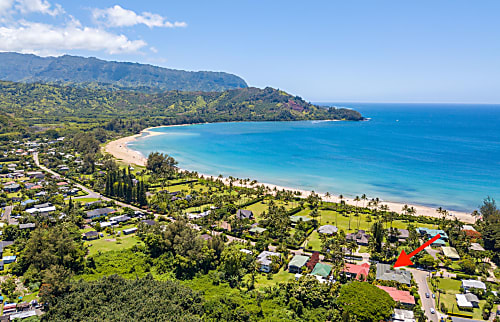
[240,249,253,255]
[236,209,254,220]
[85,208,116,219]
[310,263,332,278]
[83,231,99,240]
[376,263,412,285]
[290,216,312,226]
[462,225,476,231]
[19,223,35,230]
[187,210,211,220]
[342,263,370,281]
[3,183,20,192]
[417,227,448,247]
[392,309,415,322]
[256,251,281,273]
[317,225,338,235]
[456,293,478,309]
[288,255,310,273]
[442,246,460,260]
[461,279,486,291]
[0,241,14,258]
[397,229,409,240]
[141,219,157,226]
[249,227,267,235]
[123,227,138,235]
[27,172,45,179]
[2,256,16,264]
[109,215,131,223]
[470,243,485,252]
[377,285,415,307]
[306,252,320,270]
[26,205,56,216]
[346,230,370,245]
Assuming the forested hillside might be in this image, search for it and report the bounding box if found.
[0,81,363,139]
[0,52,247,92]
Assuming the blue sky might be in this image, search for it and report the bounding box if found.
[0,0,499,103]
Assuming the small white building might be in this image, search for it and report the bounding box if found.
[462,279,486,291]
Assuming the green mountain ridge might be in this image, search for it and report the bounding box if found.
[0,81,363,138]
[0,52,248,92]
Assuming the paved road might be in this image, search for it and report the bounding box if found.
[3,205,17,225]
[33,152,143,212]
[410,268,440,322]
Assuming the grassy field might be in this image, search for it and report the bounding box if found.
[84,233,143,256]
[243,266,296,289]
[245,200,295,220]
[303,230,322,251]
[436,277,486,320]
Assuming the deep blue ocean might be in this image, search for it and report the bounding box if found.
[129,103,500,212]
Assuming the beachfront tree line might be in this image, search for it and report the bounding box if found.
[104,167,147,206]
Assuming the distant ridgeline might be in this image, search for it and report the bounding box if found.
[0,52,248,93]
[0,81,363,135]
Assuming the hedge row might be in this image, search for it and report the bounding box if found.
[239,196,264,208]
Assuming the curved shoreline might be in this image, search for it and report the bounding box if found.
[104,125,475,224]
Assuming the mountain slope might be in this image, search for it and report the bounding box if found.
[0,81,363,128]
[0,52,248,92]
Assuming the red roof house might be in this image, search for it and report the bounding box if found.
[376,285,415,306]
[306,252,320,271]
[342,263,370,281]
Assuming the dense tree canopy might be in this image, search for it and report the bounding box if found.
[42,275,204,321]
[337,281,395,322]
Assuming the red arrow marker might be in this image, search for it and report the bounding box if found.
[394,234,442,268]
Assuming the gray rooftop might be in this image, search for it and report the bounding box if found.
[376,263,412,285]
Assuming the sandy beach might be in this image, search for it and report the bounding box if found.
[104,127,475,224]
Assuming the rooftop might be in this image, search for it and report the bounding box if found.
[318,225,338,234]
[376,263,412,285]
[442,246,460,260]
[377,285,415,305]
[289,255,310,268]
[311,263,332,278]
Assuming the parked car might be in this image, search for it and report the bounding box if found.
[425,293,430,298]
[430,308,435,314]
[432,293,435,299]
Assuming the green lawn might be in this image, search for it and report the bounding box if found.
[72,197,100,203]
[244,266,296,289]
[245,200,296,220]
[435,277,486,320]
[317,210,436,234]
[84,233,143,256]
[303,230,322,251]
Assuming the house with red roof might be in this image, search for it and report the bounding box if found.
[376,285,415,307]
[342,263,370,281]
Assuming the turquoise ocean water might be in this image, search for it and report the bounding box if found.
[129,103,500,212]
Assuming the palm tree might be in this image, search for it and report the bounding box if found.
[350,196,360,232]
[361,194,367,208]
[402,204,409,216]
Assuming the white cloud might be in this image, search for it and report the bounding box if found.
[0,0,62,16]
[0,20,147,55]
[0,0,14,15]
[15,0,63,16]
[93,5,186,28]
